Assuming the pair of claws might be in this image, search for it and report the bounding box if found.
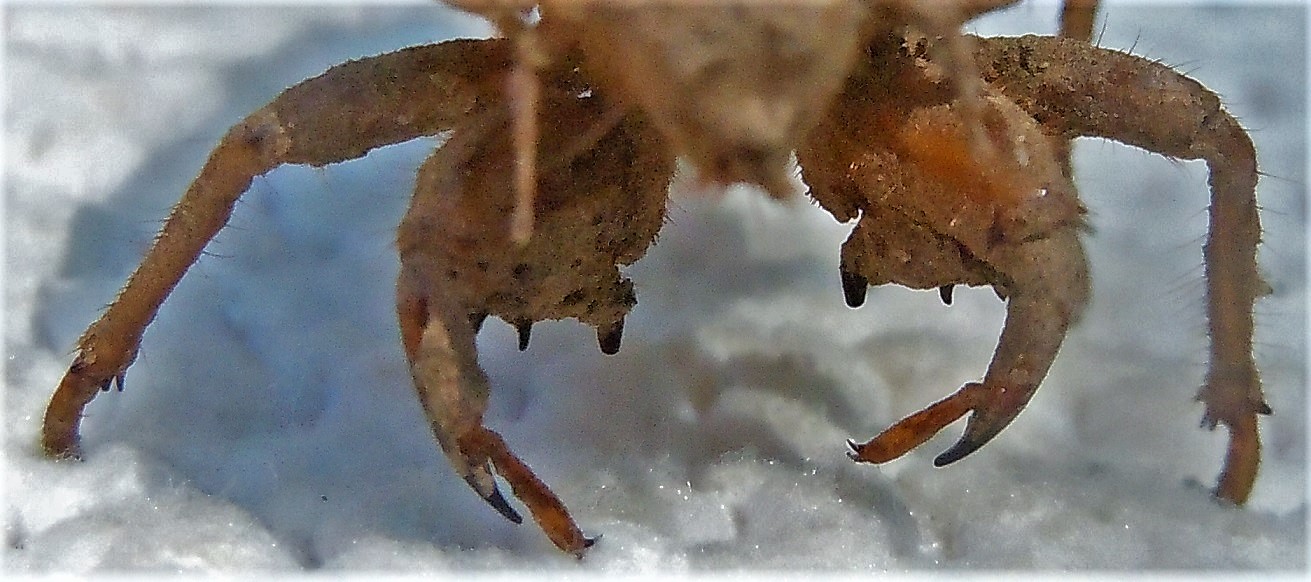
[491,314,624,355]
[42,3,1267,558]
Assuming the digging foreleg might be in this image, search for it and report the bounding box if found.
[851,228,1090,465]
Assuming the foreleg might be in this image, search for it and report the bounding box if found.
[42,39,508,458]
[976,34,1267,504]
[397,265,592,557]
[802,55,1090,468]
[851,228,1090,465]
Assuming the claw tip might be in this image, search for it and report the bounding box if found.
[933,438,983,467]
[468,476,524,525]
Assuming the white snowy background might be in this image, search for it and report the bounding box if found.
[4,0,1306,575]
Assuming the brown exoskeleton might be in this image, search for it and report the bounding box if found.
[42,0,1269,556]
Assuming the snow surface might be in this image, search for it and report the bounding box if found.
[4,1,1307,575]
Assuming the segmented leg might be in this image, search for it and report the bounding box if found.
[975,34,1267,503]
[41,38,509,457]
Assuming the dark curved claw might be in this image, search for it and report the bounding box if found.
[462,427,593,556]
[932,382,1035,466]
[932,424,995,466]
[465,475,524,524]
[851,377,1045,468]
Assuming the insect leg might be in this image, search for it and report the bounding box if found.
[42,39,508,458]
[976,34,1266,503]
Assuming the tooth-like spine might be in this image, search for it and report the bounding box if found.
[840,266,868,308]
[597,318,625,355]
[514,319,533,351]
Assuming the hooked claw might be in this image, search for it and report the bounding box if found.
[848,381,1037,466]
[933,382,1036,466]
[458,427,594,557]
[465,474,523,524]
